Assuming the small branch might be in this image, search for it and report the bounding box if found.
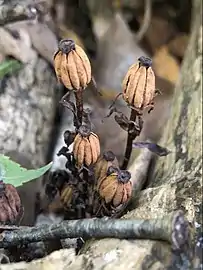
[135,0,152,42]
[121,110,141,170]
[74,89,84,127]
[0,2,39,25]
[0,211,189,250]
[0,225,29,232]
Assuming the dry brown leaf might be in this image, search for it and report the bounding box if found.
[153,46,180,84]
[7,22,58,65]
[0,27,36,63]
[95,12,149,94]
[168,34,189,59]
[138,16,176,53]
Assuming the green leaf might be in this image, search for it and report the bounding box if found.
[0,155,53,187]
[0,60,22,79]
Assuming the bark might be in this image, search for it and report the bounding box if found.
[0,25,58,225]
[0,58,57,166]
[151,1,202,190]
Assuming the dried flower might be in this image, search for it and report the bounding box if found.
[94,151,119,181]
[53,39,91,90]
[0,181,22,224]
[97,169,132,207]
[60,184,73,210]
[73,125,100,167]
[122,56,155,111]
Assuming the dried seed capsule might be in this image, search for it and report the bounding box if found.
[53,39,91,90]
[0,181,23,225]
[97,169,132,207]
[122,56,156,112]
[60,184,73,210]
[94,151,119,182]
[73,125,100,168]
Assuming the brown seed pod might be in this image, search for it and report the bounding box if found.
[53,39,91,90]
[0,181,23,225]
[97,169,132,207]
[60,184,73,210]
[122,56,156,111]
[94,151,119,182]
[73,125,100,168]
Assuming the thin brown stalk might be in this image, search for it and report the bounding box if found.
[121,109,139,170]
[74,89,84,127]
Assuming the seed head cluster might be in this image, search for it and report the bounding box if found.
[51,39,157,217]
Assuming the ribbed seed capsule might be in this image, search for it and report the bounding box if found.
[0,182,22,225]
[60,184,73,210]
[94,151,119,182]
[122,56,156,111]
[97,169,132,207]
[73,125,100,168]
[53,39,91,90]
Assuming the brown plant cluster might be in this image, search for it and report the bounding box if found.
[46,38,157,219]
[0,181,23,225]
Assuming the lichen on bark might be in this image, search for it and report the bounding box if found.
[0,26,59,225]
[150,0,202,219]
[152,18,202,186]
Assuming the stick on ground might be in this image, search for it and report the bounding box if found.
[0,211,189,250]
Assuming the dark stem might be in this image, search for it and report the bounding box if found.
[0,211,189,250]
[82,167,89,184]
[82,165,94,203]
[74,89,84,127]
[82,167,94,217]
[121,109,138,169]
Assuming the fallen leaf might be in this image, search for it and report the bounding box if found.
[0,27,36,63]
[153,46,180,84]
[133,142,171,156]
[95,12,149,94]
[168,34,189,59]
[0,154,53,187]
[7,22,58,65]
[138,16,176,53]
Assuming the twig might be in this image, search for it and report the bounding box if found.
[121,110,141,170]
[0,211,189,250]
[74,89,84,127]
[0,225,29,232]
[0,2,38,25]
[135,0,152,42]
